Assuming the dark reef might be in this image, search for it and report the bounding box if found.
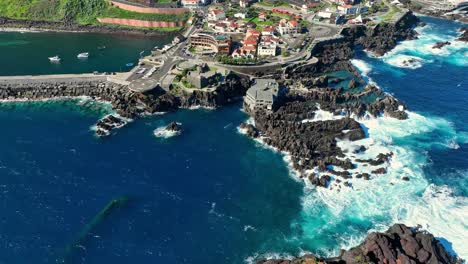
[256,224,461,264]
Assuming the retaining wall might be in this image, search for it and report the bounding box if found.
[98,18,185,28]
[110,0,188,14]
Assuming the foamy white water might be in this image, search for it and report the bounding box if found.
[381,23,468,67]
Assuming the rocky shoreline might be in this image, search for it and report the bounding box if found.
[256,224,461,264]
[240,12,417,188]
[0,73,250,137]
[0,17,181,36]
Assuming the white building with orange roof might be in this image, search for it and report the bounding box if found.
[208,9,226,21]
[276,19,300,35]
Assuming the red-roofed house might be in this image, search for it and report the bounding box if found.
[262,25,276,36]
[208,9,226,21]
[276,19,301,35]
[258,12,268,22]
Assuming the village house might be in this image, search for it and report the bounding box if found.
[232,28,261,59]
[181,0,199,7]
[214,22,228,32]
[234,12,248,19]
[257,35,279,57]
[258,12,268,22]
[331,0,354,5]
[262,25,276,36]
[337,4,368,15]
[276,19,300,35]
[239,0,257,7]
[208,9,226,21]
[244,79,280,111]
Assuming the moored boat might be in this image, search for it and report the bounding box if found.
[48,56,61,62]
[77,52,89,59]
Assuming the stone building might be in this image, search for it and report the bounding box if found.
[244,79,280,111]
[186,64,221,89]
[189,31,232,55]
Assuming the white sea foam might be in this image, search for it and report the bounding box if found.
[350,59,372,77]
[380,22,468,67]
[153,123,182,139]
[384,55,425,69]
[299,111,468,259]
[301,106,345,123]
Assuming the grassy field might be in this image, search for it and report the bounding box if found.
[0,0,189,25]
[102,7,189,22]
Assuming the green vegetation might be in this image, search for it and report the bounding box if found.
[217,55,257,65]
[101,6,189,23]
[0,0,189,25]
[0,0,109,23]
[380,4,400,22]
[256,0,290,8]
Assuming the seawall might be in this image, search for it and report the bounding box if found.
[97,18,185,28]
[109,0,188,14]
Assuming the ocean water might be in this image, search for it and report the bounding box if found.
[0,31,171,76]
[0,16,467,264]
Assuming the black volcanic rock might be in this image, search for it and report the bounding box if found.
[166,122,182,132]
[256,224,460,264]
[433,41,451,49]
[457,27,468,42]
[95,114,126,137]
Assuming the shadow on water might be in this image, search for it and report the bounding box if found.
[59,196,132,264]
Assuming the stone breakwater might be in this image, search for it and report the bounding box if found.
[256,224,461,264]
[0,73,250,136]
[97,18,185,28]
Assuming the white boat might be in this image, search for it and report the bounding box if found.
[77,52,89,59]
[48,56,61,62]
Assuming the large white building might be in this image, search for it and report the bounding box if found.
[244,79,280,111]
[276,19,300,35]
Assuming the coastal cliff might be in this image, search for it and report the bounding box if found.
[245,13,417,187]
[256,224,461,264]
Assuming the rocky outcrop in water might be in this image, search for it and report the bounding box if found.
[95,114,127,137]
[433,41,451,49]
[457,27,468,42]
[166,121,183,133]
[256,224,461,264]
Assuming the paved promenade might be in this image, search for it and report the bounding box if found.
[0,72,131,86]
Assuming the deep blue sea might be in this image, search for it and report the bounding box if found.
[0,16,466,264]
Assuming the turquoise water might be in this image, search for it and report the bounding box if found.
[0,16,467,263]
[0,31,171,76]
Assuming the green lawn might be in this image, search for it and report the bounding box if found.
[101,7,189,22]
[0,0,189,25]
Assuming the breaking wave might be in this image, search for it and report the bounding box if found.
[381,21,468,67]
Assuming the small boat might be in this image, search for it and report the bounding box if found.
[98,46,106,50]
[125,63,134,67]
[77,52,89,59]
[48,56,61,62]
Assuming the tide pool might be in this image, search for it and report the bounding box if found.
[0,15,466,264]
